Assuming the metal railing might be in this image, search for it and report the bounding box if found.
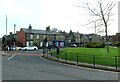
[44,52,119,70]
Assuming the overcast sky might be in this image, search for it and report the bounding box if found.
[0,0,119,38]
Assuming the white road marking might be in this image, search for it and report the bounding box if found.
[8,55,16,60]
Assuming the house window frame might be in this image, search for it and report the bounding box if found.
[30,34,33,39]
[37,34,39,39]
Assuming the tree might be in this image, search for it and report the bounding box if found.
[52,28,58,32]
[43,38,48,47]
[33,41,38,46]
[80,0,116,53]
[2,36,6,44]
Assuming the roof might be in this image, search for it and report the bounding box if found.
[73,32,83,38]
[21,28,59,35]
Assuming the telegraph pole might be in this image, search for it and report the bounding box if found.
[14,24,16,35]
[6,15,7,36]
[6,15,8,48]
[14,24,16,47]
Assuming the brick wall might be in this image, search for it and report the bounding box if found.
[18,29,26,46]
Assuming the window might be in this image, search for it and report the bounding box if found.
[26,33,29,39]
[37,35,39,39]
[30,41,33,46]
[26,41,29,47]
[43,35,46,39]
[30,34,33,39]
[40,42,43,47]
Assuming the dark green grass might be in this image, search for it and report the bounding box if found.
[51,47,119,67]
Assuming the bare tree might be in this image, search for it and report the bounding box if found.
[52,28,58,32]
[80,0,116,53]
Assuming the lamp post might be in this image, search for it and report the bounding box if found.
[6,15,7,36]
[6,15,7,48]
[14,24,16,47]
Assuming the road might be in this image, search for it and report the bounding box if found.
[2,50,118,80]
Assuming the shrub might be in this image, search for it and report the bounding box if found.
[86,42,105,48]
[112,42,120,47]
[112,42,117,46]
[116,42,120,47]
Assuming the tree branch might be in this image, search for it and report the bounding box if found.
[86,0,102,17]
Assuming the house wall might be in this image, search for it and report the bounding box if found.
[18,29,26,46]
[111,33,120,42]
[91,35,104,42]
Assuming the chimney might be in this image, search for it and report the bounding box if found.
[16,31,19,33]
[28,24,32,30]
[46,26,50,32]
[10,32,13,35]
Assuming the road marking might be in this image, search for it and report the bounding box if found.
[8,55,16,60]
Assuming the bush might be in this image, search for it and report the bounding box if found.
[86,42,105,48]
[112,42,120,47]
[112,42,117,46]
[115,42,120,47]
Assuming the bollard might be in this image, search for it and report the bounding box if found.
[56,47,60,54]
[76,54,79,65]
[57,53,59,61]
[65,53,67,63]
[51,52,52,59]
[93,55,95,68]
[115,56,117,69]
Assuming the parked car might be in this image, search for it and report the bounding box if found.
[70,44,77,47]
[22,46,38,51]
[12,46,16,51]
[9,46,22,51]
[16,47,22,50]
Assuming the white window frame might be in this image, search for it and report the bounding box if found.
[37,34,39,39]
[30,34,33,39]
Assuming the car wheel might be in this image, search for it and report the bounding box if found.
[25,49,27,51]
[34,48,36,50]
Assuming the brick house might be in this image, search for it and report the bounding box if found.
[17,25,65,48]
[111,33,120,43]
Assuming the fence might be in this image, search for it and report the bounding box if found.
[43,52,120,71]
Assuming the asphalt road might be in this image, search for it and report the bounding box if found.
[2,50,118,80]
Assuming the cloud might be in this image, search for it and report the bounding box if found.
[0,0,118,38]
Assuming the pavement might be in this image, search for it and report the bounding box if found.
[41,53,120,72]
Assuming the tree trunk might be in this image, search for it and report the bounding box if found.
[100,4,110,53]
[105,25,109,53]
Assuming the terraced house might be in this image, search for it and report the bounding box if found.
[65,30,104,47]
[17,25,65,48]
[2,24,109,49]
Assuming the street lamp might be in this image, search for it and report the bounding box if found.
[28,24,32,46]
[14,24,16,47]
[6,15,7,49]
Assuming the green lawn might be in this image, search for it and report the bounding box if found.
[51,47,119,67]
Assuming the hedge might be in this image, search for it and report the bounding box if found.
[85,42,105,48]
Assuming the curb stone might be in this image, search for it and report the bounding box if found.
[40,54,120,72]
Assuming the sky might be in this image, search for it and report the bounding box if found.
[0,0,119,38]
